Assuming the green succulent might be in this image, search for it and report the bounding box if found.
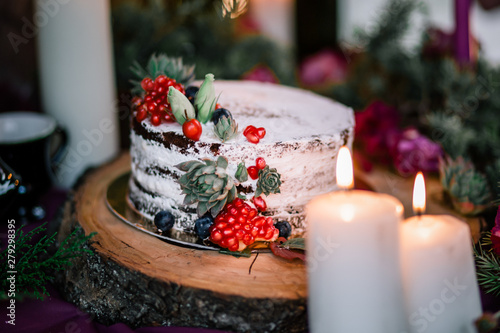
[176,156,236,217]
[440,156,492,216]
[214,116,238,142]
[130,53,195,95]
[168,86,195,125]
[235,161,248,183]
[195,73,217,123]
[255,165,282,197]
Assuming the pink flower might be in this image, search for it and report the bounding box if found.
[299,49,347,86]
[241,65,279,84]
[491,206,500,256]
[393,128,443,176]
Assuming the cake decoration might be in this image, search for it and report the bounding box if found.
[255,165,282,197]
[213,115,238,142]
[154,210,175,233]
[208,198,279,252]
[243,125,266,144]
[181,118,203,141]
[176,156,237,217]
[194,73,217,124]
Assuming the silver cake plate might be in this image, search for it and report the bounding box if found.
[106,172,219,251]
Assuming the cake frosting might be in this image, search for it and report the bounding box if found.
[129,80,354,234]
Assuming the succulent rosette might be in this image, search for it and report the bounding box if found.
[176,156,237,217]
[255,165,282,197]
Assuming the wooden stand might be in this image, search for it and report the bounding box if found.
[57,153,307,332]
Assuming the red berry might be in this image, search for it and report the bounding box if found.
[135,108,147,122]
[141,78,154,91]
[243,125,257,136]
[245,132,260,144]
[252,196,267,212]
[150,114,161,126]
[182,119,202,141]
[215,103,222,110]
[256,127,266,139]
[247,166,259,180]
[255,157,266,170]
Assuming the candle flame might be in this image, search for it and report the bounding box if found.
[336,146,354,190]
[412,172,426,215]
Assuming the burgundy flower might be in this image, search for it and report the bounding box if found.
[354,101,400,166]
[491,206,500,256]
[393,128,443,176]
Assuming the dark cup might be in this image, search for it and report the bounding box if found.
[0,112,67,220]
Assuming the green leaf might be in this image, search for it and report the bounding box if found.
[217,156,228,169]
[281,238,306,251]
[219,248,252,258]
[195,73,216,123]
[168,86,195,125]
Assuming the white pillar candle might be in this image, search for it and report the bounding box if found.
[250,0,295,46]
[401,173,482,333]
[306,147,408,333]
[37,0,119,187]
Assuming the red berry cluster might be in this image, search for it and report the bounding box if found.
[247,157,266,180]
[209,198,279,252]
[134,75,185,126]
[244,125,266,144]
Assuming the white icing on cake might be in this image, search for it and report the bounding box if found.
[129,81,354,234]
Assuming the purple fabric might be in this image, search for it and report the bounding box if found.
[1,188,499,333]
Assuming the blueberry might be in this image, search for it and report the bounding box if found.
[154,210,175,232]
[211,108,233,125]
[274,221,292,239]
[194,214,214,239]
[185,86,199,104]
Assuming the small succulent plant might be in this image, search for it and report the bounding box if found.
[440,156,492,216]
[213,116,238,142]
[176,156,236,217]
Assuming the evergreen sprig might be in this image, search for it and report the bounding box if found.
[474,232,500,296]
[0,223,95,300]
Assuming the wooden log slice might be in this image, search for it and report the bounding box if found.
[56,153,307,333]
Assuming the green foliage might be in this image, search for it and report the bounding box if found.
[112,0,295,92]
[332,0,500,206]
[0,223,95,300]
[474,232,500,296]
[130,53,195,94]
[213,116,238,142]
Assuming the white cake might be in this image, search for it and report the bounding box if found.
[129,81,354,234]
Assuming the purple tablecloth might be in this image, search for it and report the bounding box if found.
[1,188,499,333]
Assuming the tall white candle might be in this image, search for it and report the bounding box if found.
[401,173,482,333]
[37,0,119,187]
[306,147,408,333]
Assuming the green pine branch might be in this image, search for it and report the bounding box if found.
[474,232,500,296]
[0,223,95,300]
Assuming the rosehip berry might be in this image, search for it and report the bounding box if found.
[255,157,266,170]
[252,196,267,212]
[247,166,259,180]
[182,118,202,141]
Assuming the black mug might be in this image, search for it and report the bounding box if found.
[0,112,67,220]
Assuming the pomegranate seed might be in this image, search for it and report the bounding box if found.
[227,237,237,247]
[256,157,266,170]
[211,230,222,242]
[141,78,154,91]
[240,206,249,216]
[227,216,236,224]
[215,222,228,230]
[220,238,228,248]
[245,131,260,144]
[248,209,258,219]
[247,166,259,180]
[233,223,242,230]
[237,215,246,224]
[229,207,238,216]
[155,75,167,86]
[228,243,239,252]
[226,204,234,211]
[256,127,266,139]
[243,234,254,245]
[243,125,257,136]
[236,230,245,239]
[150,114,161,126]
[144,95,153,102]
[223,228,234,237]
[157,86,165,94]
[252,196,267,212]
[254,217,265,228]
[233,198,244,207]
[146,102,156,113]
